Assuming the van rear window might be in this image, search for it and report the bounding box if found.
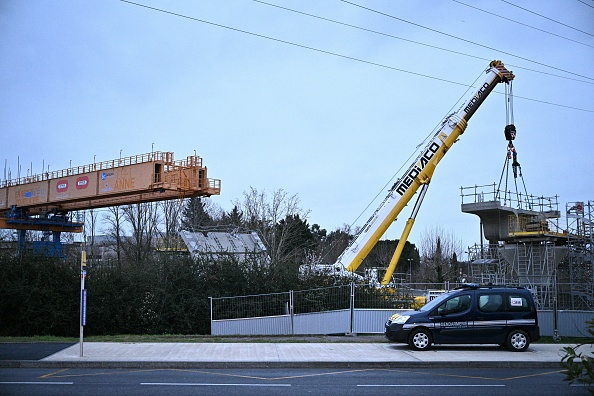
[507,294,530,311]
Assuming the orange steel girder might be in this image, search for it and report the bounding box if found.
[0,151,220,232]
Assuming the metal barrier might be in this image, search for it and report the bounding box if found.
[211,283,593,337]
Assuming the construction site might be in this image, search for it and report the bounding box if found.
[1,63,592,315]
[461,186,593,310]
[2,151,590,314]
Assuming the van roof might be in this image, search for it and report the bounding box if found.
[454,283,530,291]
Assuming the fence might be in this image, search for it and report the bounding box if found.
[210,283,594,338]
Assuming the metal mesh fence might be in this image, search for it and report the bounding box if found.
[293,285,350,314]
[211,291,290,320]
[211,282,459,320]
[211,281,592,321]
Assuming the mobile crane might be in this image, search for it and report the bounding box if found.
[334,60,515,285]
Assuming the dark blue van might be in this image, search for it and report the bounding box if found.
[385,284,540,352]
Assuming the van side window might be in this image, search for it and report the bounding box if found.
[508,294,530,311]
[436,294,471,315]
[478,294,504,312]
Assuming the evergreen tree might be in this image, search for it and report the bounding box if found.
[221,206,243,227]
[275,214,318,262]
[181,197,214,230]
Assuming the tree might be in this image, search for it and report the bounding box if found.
[418,226,464,283]
[275,214,318,263]
[121,202,160,264]
[315,225,352,265]
[361,239,420,282]
[159,199,184,250]
[233,187,309,263]
[83,209,98,264]
[104,206,124,265]
[220,205,244,228]
[180,197,222,230]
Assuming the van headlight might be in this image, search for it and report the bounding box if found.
[388,314,410,324]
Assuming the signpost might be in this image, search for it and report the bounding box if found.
[79,251,87,357]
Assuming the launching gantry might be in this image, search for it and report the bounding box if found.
[0,151,220,254]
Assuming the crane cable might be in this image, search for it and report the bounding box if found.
[497,81,532,209]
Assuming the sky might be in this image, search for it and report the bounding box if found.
[1,0,593,259]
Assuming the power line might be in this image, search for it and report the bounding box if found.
[119,1,593,114]
[577,0,594,10]
[254,0,593,85]
[452,0,594,49]
[118,0,467,87]
[340,0,594,82]
[501,0,594,37]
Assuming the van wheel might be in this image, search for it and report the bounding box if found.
[507,329,529,352]
[409,329,432,351]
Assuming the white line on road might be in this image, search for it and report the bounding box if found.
[142,383,291,387]
[1,382,74,385]
[359,384,505,387]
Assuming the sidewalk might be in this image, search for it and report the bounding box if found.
[4,342,591,369]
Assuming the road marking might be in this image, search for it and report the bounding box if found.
[0,381,74,385]
[142,382,291,386]
[173,368,375,381]
[39,368,70,378]
[359,384,505,387]
[381,368,564,381]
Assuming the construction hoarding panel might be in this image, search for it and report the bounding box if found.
[6,181,49,208]
[49,174,98,202]
[0,187,7,210]
[97,162,156,196]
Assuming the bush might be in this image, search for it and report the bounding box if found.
[561,318,594,394]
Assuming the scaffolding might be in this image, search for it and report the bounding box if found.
[461,185,592,310]
[557,201,594,310]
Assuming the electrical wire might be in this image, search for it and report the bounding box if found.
[340,0,594,82]
[254,0,594,85]
[452,0,594,49]
[347,70,484,231]
[577,0,594,10]
[119,0,464,87]
[116,0,592,261]
[120,1,594,114]
[500,0,594,38]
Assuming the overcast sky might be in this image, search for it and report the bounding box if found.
[1,0,593,258]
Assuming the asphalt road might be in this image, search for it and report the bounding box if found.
[0,343,75,360]
[0,367,588,396]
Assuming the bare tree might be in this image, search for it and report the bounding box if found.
[121,202,161,264]
[82,209,98,264]
[234,187,309,262]
[104,206,124,265]
[159,199,184,250]
[418,226,464,283]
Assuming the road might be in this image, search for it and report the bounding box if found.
[0,367,589,396]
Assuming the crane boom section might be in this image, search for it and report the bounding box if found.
[339,61,514,273]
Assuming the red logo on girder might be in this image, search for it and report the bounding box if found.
[57,180,68,192]
[76,176,89,190]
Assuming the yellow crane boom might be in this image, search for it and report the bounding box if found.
[335,61,515,284]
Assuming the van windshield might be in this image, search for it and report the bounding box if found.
[418,291,453,312]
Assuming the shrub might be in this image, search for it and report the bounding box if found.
[561,318,594,394]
